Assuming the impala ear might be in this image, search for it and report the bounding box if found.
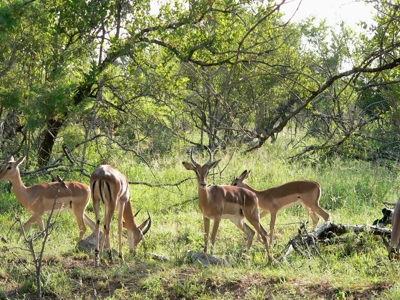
[240,170,250,180]
[16,156,26,167]
[209,159,220,169]
[182,161,196,171]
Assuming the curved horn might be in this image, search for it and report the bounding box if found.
[138,210,152,237]
[190,147,200,166]
[134,209,141,218]
[205,146,213,165]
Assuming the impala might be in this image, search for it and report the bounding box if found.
[0,156,95,239]
[232,170,330,244]
[383,198,400,260]
[90,165,151,266]
[183,147,274,263]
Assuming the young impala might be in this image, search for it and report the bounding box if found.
[183,147,274,264]
[90,165,151,266]
[232,170,330,243]
[0,156,95,240]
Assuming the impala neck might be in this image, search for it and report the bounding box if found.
[123,201,138,228]
[242,183,263,195]
[198,186,211,205]
[9,171,31,207]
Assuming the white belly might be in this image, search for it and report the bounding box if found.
[43,206,69,214]
[280,198,302,210]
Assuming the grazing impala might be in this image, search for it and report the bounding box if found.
[383,198,400,260]
[232,170,330,243]
[0,156,95,239]
[183,147,274,263]
[90,165,151,266]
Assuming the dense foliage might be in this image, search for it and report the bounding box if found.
[0,0,399,171]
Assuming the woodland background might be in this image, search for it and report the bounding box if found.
[1,0,400,299]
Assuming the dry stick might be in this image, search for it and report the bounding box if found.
[282,221,328,270]
[383,201,397,207]
[162,196,199,213]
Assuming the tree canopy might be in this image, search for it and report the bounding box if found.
[0,0,399,169]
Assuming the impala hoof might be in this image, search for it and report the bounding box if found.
[267,257,279,266]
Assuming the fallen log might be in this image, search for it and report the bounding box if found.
[281,221,392,261]
[314,222,392,238]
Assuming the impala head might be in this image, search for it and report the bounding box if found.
[231,170,251,187]
[0,156,26,182]
[133,210,152,247]
[182,147,220,189]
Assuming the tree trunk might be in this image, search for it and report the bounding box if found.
[37,83,93,166]
[38,118,64,167]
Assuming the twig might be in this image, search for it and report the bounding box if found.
[163,196,199,212]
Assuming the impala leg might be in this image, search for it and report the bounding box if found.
[94,219,101,267]
[117,202,125,263]
[75,214,86,241]
[243,223,255,251]
[230,216,255,251]
[28,215,41,231]
[210,217,221,254]
[244,212,274,264]
[303,204,321,229]
[102,223,112,263]
[260,210,270,219]
[20,214,42,235]
[83,213,96,232]
[251,220,273,264]
[255,210,270,243]
[258,223,274,264]
[100,205,115,263]
[37,217,45,232]
[103,204,116,264]
[269,212,277,245]
[92,182,101,266]
[203,217,210,252]
[314,205,330,222]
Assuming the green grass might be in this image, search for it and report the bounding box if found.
[1,142,400,299]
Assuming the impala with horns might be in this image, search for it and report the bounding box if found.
[183,147,274,263]
[232,170,330,244]
[0,156,95,239]
[90,165,151,266]
[383,198,400,260]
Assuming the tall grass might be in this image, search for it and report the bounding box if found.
[1,141,400,298]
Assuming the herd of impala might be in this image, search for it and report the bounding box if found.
[0,147,398,265]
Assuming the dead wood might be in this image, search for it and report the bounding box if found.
[373,207,393,227]
[281,220,392,263]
